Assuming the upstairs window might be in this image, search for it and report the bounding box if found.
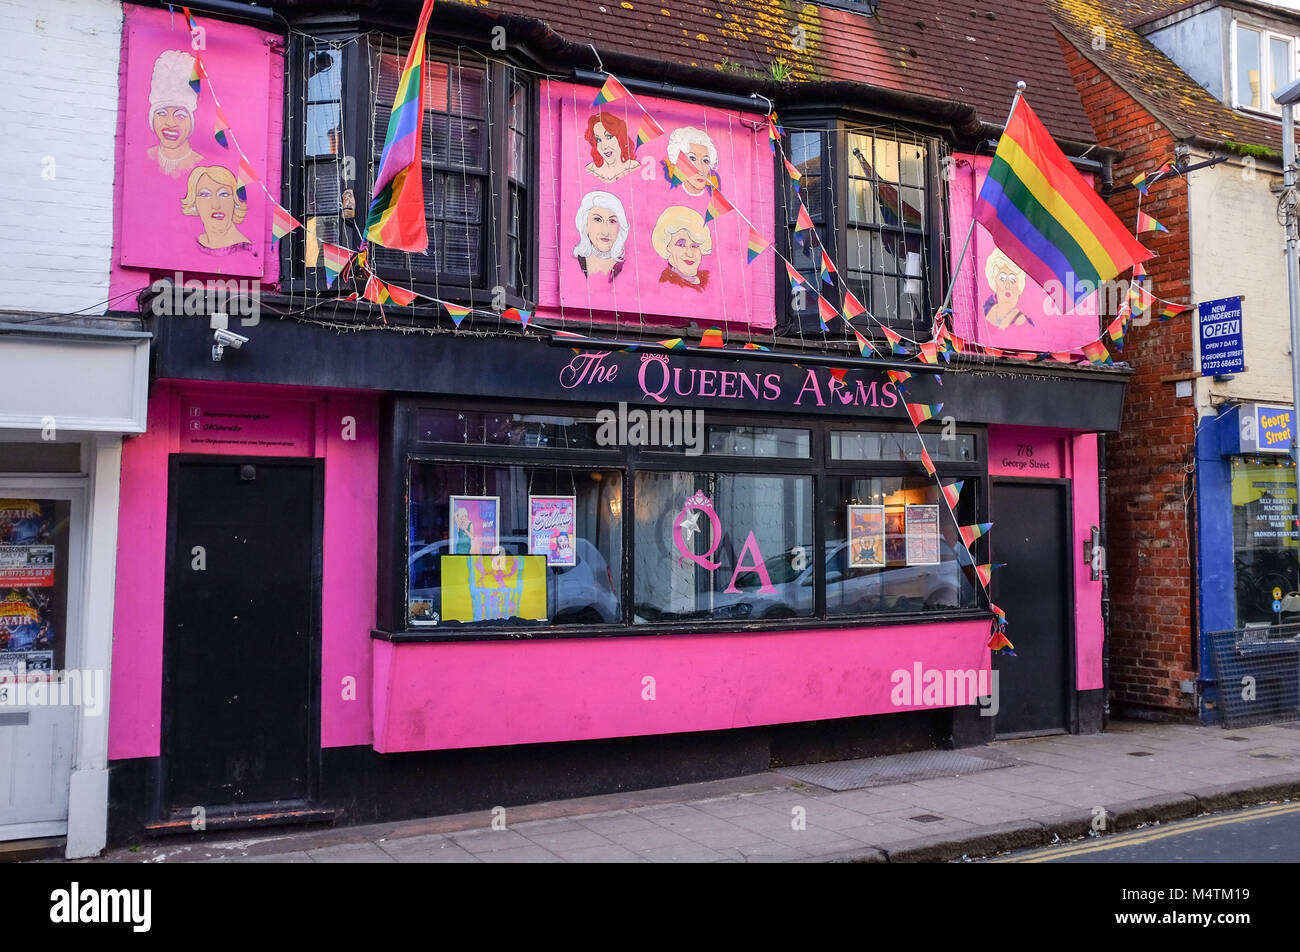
[1234,21,1296,116]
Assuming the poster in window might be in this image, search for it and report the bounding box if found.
[885,509,906,564]
[529,495,577,566]
[440,555,548,623]
[448,496,500,555]
[1,498,57,588]
[0,588,55,679]
[847,505,885,568]
[905,505,941,566]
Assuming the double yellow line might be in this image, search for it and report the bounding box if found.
[990,801,1300,862]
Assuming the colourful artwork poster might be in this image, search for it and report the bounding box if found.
[440,555,548,623]
[542,80,776,329]
[448,496,500,555]
[529,495,577,566]
[847,505,885,568]
[885,509,906,564]
[0,499,57,587]
[119,5,274,277]
[948,154,1103,353]
[0,588,55,679]
[905,505,941,566]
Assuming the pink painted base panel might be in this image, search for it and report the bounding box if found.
[372,620,992,753]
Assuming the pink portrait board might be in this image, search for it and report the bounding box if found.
[948,153,1104,354]
[544,80,776,330]
[119,5,272,278]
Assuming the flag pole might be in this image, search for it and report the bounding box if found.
[936,81,1027,323]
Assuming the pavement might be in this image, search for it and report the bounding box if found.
[62,719,1300,864]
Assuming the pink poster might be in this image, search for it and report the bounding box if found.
[119,6,273,277]
[545,81,775,330]
[948,153,1103,353]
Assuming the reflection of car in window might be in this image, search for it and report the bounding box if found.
[715,540,970,619]
[409,535,619,625]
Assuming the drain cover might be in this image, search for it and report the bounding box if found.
[1127,751,1154,757]
[774,748,1015,791]
[910,814,945,823]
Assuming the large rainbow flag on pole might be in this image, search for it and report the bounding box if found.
[974,97,1152,312]
[366,0,436,252]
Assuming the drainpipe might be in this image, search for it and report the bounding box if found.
[1099,435,1110,727]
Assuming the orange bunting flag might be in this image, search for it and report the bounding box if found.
[699,327,725,348]
[385,283,418,306]
[826,368,849,382]
[841,289,866,322]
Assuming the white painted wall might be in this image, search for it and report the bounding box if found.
[0,0,122,315]
[1189,153,1294,412]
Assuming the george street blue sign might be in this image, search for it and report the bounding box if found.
[1198,296,1245,376]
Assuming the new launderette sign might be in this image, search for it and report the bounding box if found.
[1198,295,1245,376]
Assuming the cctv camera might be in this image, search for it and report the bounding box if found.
[213,328,248,349]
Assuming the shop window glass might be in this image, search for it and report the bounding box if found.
[646,423,811,458]
[408,462,622,628]
[416,409,603,449]
[1231,458,1300,628]
[831,429,976,463]
[633,471,814,623]
[822,476,979,615]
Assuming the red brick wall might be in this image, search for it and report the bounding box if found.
[1058,35,1199,718]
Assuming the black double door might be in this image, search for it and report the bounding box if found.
[163,458,321,816]
[990,480,1072,736]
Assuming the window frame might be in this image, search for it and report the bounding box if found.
[1232,18,1298,117]
[379,397,990,640]
[777,117,948,341]
[281,31,537,308]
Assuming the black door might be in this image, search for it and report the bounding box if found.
[163,457,321,816]
[990,481,1072,736]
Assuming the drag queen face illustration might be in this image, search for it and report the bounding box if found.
[652,206,712,291]
[181,166,253,254]
[666,126,718,196]
[573,191,630,281]
[584,112,641,182]
[147,50,204,178]
[983,249,1030,329]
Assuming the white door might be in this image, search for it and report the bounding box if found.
[0,485,84,839]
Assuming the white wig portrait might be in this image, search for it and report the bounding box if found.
[572,191,630,260]
[666,126,718,169]
[149,50,199,127]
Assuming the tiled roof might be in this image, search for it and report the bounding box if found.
[1047,0,1285,152]
[283,0,1097,143]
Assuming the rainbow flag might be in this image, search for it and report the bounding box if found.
[742,342,770,351]
[234,154,258,202]
[270,203,301,244]
[363,275,389,304]
[767,113,783,153]
[919,341,939,365]
[987,628,1015,654]
[842,289,866,321]
[817,295,837,331]
[906,402,943,426]
[182,5,198,31]
[188,55,204,95]
[1130,171,1151,195]
[366,0,436,252]
[746,227,771,264]
[794,203,815,245]
[321,242,353,288]
[699,327,725,348]
[1133,260,1147,282]
[1160,302,1190,322]
[918,444,937,477]
[443,302,472,327]
[503,307,531,328]
[974,98,1152,312]
[704,189,735,224]
[636,114,665,148]
[1081,338,1112,366]
[886,369,912,387]
[820,251,836,285]
[659,337,686,351]
[941,480,965,511]
[592,74,630,106]
[974,563,996,587]
[784,260,808,292]
[1106,312,1128,350]
[784,156,802,193]
[214,105,231,149]
[852,327,877,357]
[959,522,993,548]
[1136,211,1167,234]
[881,326,908,355]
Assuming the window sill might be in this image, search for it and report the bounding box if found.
[372,609,992,643]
